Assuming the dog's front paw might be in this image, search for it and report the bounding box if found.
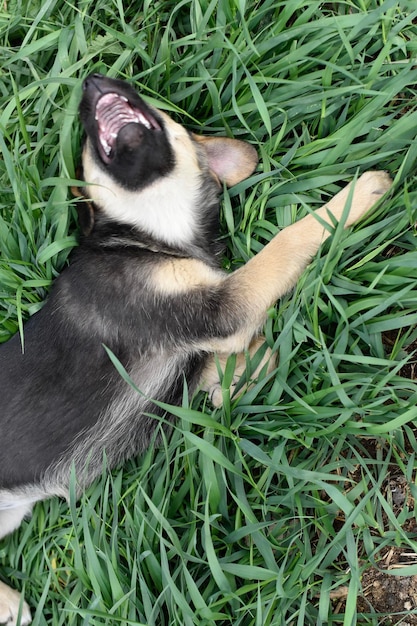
[327,170,393,228]
[0,581,31,626]
[345,170,393,225]
[357,170,393,196]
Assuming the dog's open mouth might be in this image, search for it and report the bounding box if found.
[95,93,161,163]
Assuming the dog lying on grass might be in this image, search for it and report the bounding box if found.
[0,73,391,624]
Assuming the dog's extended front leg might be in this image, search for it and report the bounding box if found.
[203,171,392,357]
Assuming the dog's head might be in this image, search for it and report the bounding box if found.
[79,74,258,248]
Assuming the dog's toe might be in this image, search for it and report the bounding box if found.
[0,582,31,626]
[209,385,224,408]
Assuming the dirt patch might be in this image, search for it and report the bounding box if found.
[327,429,417,621]
[383,332,417,381]
[330,548,417,623]
[358,554,417,624]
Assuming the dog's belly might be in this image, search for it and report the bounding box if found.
[0,310,205,492]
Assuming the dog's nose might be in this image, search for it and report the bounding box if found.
[83,73,105,91]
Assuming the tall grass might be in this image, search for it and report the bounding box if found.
[1,0,417,624]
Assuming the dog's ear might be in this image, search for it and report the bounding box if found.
[193,135,258,186]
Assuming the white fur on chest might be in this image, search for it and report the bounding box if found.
[97,172,201,246]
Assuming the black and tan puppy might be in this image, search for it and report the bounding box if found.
[0,74,391,624]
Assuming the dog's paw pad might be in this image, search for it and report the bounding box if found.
[0,583,31,626]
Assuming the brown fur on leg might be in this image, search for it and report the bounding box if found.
[201,336,275,407]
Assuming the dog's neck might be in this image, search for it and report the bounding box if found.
[82,211,223,265]
[83,170,222,258]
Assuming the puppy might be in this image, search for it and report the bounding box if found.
[0,74,391,624]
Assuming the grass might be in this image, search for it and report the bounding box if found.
[1,0,417,623]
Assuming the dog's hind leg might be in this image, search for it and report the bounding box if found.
[0,505,33,541]
[0,580,31,626]
[201,336,275,407]
[0,506,33,625]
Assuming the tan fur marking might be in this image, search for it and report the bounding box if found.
[158,111,201,168]
[152,258,225,295]
[197,328,254,355]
